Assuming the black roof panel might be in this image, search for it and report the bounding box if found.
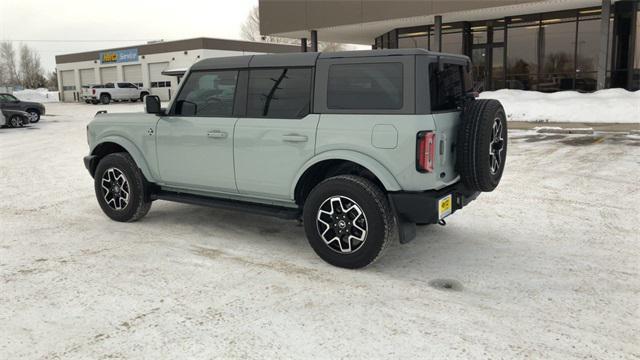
[189,49,468,71]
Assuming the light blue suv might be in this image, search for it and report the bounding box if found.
[84,49,507,268]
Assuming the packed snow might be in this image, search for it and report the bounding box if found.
[1,103,639,359]
[479,88,640,123]
[12,88,59,103]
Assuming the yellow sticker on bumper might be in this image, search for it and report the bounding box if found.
[438,194,452,220]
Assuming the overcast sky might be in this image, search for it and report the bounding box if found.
[0,0,259,72]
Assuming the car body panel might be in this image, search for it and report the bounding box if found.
[88,113,160,181]
[156,115,238,192]
[315,113,457,192]
[0,93,46,116]
[234,114,320,200]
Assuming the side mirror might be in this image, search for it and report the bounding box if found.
[145,95,162,114]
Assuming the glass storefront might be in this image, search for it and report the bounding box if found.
[375,5,639,91]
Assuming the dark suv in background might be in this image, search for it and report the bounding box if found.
[0,93,46,123]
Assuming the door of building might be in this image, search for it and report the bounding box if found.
[470,24,505,92]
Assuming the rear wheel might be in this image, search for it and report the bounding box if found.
[100,94,111,105]
[303,175,394,269]
[26,109,40,123]
[94,153,152,222]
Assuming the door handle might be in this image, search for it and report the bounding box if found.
[282,134,308,143]
[207,130,228,139]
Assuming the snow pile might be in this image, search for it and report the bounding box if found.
[479,88,640,123]
[13,88,59,103]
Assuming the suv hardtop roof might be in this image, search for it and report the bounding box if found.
[189,49,469,72]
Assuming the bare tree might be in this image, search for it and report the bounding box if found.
[47,70,58,91]
[19,44,46,89]
[241,6,347,51]
[0,41,20,86]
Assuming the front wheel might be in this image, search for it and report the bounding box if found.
[9,115,21,128]
[94,153,152,222]
[303,175,395,269]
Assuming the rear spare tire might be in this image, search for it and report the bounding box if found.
[456,99,507,192]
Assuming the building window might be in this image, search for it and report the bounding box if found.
[441,30,463,54]
[151,81,171,88]
[62,85,76,91]
[327,63,403,110]
[246,68,312,119]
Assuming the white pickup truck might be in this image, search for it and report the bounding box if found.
[81,82,149,105]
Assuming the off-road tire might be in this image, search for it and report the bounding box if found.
[303,175,395,269]
[100,94,111,105]
[94,152,151,222]
[457,99,507,192]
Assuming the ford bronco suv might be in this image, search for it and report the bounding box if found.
[84,49,507,269]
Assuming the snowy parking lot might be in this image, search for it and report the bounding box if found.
[1,102,639,359]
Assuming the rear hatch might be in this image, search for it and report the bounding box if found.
[422,57,474,187]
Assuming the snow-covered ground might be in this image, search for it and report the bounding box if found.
[480,88,640,123]
[1,103,639,359]
[12,88,59,103]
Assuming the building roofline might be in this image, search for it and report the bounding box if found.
[262,0,603,44]
[55,37,300,65]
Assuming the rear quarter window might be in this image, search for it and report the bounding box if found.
[429,63,466,112]
[327,63,403,110]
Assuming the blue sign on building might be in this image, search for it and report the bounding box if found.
[99,48,139,64]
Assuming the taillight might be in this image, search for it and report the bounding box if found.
[92,89,95,95]
[416,131,436,173]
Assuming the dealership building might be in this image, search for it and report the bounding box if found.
[54,38,298,102]
[259,0,639,92]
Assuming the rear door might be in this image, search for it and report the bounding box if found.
[233,67,318,200]
[156,70,240,192]
[425,58,471,185]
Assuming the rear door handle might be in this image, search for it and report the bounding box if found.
[207,130,228,139]
[282,134,308,143]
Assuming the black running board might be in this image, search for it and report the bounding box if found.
[152,191,301,220]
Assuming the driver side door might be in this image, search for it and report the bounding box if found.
[156,70,239,193]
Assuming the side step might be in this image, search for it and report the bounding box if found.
[152,191,301,220]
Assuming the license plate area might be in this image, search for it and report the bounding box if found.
[438,194,452,220]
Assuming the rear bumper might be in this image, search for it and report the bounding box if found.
[388,181,480,224]
[83,155,98,177]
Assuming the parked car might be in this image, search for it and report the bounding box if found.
[83,49,507,269]
[81,85,104,104]
[0,93,45,123]
[82,82,149,105]
[1,108,30,128]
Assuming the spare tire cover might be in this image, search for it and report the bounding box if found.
[456,99,507,192]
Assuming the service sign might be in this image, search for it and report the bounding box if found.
[99,48,139,64]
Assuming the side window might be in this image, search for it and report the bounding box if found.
[246,68,312,119]
[173,70,238,117]
[327,63,403,110]
[429,63,465,112]
[117,82,128,88]
[105,83,115,89]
